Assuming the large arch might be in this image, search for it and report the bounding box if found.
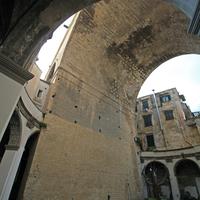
[0,0,199,69]
[44,0,200,109]
[143,161,172,199]
[175,159,200,199]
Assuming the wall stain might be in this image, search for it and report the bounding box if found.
[107,24,153,60]
[106,24,154,84]
[75,5,97,34]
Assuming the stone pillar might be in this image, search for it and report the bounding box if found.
[0,54,33,142]
[168,163,180,200]
[0,146,24,200]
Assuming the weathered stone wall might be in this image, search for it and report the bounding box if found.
[24,113,141,200]
[23,50,142,199]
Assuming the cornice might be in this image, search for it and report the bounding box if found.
[0,53,34,85]
[17,98,46,129]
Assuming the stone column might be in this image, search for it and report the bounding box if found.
[0,54,33,141]
[168,163,180,200]
[0,146,24,200]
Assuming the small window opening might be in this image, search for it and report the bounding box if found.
[146,134,155,149]
[142,99,149,111]
[164,110,174,120]
[143,114,152,127]
[37,89,43,98]
[160,94,171,103]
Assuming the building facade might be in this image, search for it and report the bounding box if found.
[135,88,200,200]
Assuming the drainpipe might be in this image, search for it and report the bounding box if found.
[152,89,167,148]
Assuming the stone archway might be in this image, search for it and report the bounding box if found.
[0,0,200,200]
[0,0,199,69]
[143,161,172,200]
[175,159,200,199]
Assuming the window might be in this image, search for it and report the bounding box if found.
[37,89,43,98]
[143,114,152,127]
[164,110,174,120]
[146,134,155,148]
[160,94,171,103]
[135,104,138,112]
[142,99,149,111]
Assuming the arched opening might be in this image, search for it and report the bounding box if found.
[175,159,200,199]
[143,161,172,200]
[0,110,21,162]
[8,132,40,200]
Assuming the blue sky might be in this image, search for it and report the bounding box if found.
[138,54,200,112]
[37,18,200,112]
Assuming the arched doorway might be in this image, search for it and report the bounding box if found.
[143,161,172,200]
[175,159,200,199]
[8,132,39,200]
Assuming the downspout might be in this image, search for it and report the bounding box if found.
[152,90,167,148]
